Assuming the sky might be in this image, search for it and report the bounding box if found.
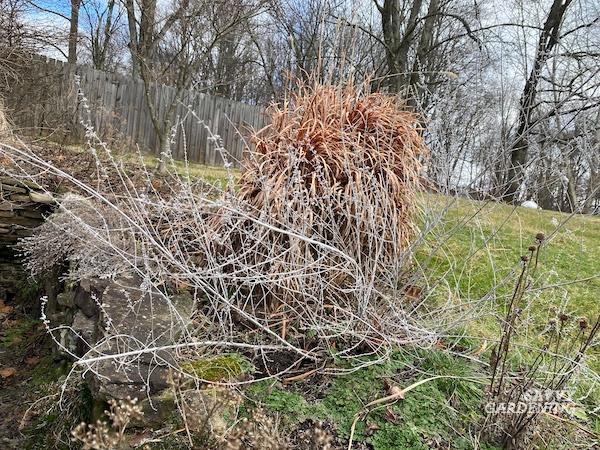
[23,1,73,60]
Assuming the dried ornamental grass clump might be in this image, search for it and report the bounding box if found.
[201,82,428,350]
[240,84,425,253]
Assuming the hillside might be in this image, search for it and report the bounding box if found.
[419,195,600,342]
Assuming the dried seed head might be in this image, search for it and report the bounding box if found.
[535,232,545,242]
[559,313,569,323]
[528,245,536,252]
[578,317,589,330]
[521,255,529,262]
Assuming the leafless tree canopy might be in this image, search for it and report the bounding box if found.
[1,0,599,211]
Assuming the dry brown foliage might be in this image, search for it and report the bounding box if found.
[211,83,427,314]
[241,83,425,247]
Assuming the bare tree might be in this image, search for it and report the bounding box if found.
[373,0,481,100]
[26,0,83,62]
[503,0,574,203]
[1,0,61,89]
[0,0,29,86]
[80,0,124,71]
[123,0,267,172]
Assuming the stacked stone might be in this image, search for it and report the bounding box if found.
[0,176,54,244]
[0,177,55,301]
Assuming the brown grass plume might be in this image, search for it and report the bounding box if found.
[212,82,427,320]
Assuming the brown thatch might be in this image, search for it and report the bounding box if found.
[212,83,427,313]
[241,84,425,262]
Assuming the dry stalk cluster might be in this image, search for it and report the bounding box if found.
[223,408,287,450]
[484,234,600,449]
[71,397,143,450]
[199,83,429,355]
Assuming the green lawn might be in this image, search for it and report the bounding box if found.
[419,194,600,316]
[416,195,600,365]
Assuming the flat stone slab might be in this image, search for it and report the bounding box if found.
[80,275,194,400]
[0,177,54,244]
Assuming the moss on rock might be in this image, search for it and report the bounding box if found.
[181,353,252,382]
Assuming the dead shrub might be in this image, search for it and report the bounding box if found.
[4,82,432,383]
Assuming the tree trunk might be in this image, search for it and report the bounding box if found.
[565,163,577,213]
[68,0,80,64]
[157,118,172,175]
[505,136,528,203]
[378,0,423,94]
[125,0,141,77]
[583,110,600,213]
[537,152,555,210]
[503,0,573,203]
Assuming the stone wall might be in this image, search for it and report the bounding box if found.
[52,275,193,423]
[0,177,54,301]
[1,179,196,425]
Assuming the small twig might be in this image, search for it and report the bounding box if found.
[282,367,320,384]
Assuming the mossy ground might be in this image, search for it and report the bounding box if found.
[181,353,253,382]
[246,348,492,449]
[244,345,595,449]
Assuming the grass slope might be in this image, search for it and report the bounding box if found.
[161,161,599,447]
[244,196,600,449]
[418,196,599,369]
[421,195,600,320]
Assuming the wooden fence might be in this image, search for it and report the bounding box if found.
[6,57,267,167]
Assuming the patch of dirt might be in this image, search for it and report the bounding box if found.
[2,138,153,193]
[290,419,367,450]
[2,137,215,197]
